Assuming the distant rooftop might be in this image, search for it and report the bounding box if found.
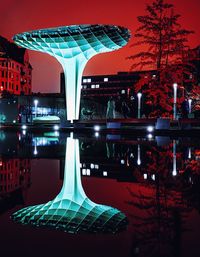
[0,35,26,64]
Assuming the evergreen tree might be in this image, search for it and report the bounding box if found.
[128,0,193,117]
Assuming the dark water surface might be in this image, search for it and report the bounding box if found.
[0,131,200,257]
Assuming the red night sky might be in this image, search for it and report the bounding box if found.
[0,0,199,93]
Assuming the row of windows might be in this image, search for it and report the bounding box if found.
[82,77,109,83]
[1,82,20,91]
[1,70,20,80]
[1,61,20,70]
[82,84,100,89]
[1,70,31,81]
[0,184,19,192]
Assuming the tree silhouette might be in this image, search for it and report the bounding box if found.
[127,0,194,117]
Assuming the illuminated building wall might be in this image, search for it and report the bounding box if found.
[0,158,31,194]
[0,35,32,96]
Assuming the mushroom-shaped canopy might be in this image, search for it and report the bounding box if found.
[13,24,131,59]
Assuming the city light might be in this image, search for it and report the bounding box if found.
[188,99,192,114]
[34,99,38,118]
[137,145,141,165]
[53,125,59,131]
[95,132,99,137]
[147,126,154,132]
[172,140,177,176]
[147,133,153,139]
[21,125,27,130]
[94,125,100,131]
[137,92,142,119]
[173,83,178,120]
[143,173,147,180]
[121,159,125,164]
[103,171,108,176]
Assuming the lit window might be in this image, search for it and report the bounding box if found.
[94,164,99,169]
[121,90,126,94]
[96,84,100,88]
[103,171,107,176]
[82,169,86,175]
[91,84,95,88]
[104,78,108,82]
[143,174,147,179]
[87,78,91,83]
[83,79,87,83]
[86,169,90,175]
[90,163,94,169]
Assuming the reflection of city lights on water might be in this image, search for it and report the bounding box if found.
[94,125,100,131]
[121,159,125,164]
[21,125,27,130]
[172,170,177,176]
[147,126,154,132]
[53,125,59,131]
[95,132,99,137]
[33,146,38,155]
[137,145,141,165]
[143,173,147,180]
[147,133,153,139]
[188,147,192,159]
[103,171,108,176]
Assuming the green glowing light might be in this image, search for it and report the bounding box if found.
[33,116,60,124]
[13,25,131,121]
[12,137,128,233]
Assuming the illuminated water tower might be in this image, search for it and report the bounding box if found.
[13,25,131,122]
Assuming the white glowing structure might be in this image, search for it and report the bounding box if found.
[13,25,131,121]
[12,137,127,233]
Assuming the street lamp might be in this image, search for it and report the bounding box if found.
[34,99,38,118]
[188,99,192,114]
[173,83,178,120]
[137,92,142,119]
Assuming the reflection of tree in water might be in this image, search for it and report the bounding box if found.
[126,183,192,257]
[180,153,200,213]
[126,142,195,257]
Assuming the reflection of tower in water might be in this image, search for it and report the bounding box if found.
[12,137,128,233]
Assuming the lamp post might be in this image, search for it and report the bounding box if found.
[137,92,142,119]
[34,99,38,118]
[188,99,192,114]
[173,83,178,120]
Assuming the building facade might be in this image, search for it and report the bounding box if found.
[0,35,32,96]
